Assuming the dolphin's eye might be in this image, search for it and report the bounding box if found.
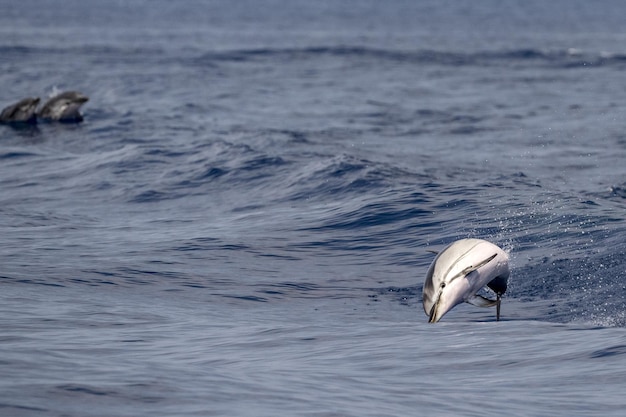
[441,283,446,288]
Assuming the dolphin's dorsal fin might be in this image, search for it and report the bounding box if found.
[466,294,499,308]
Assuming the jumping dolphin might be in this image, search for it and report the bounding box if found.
[0,97,40,124]
[422,238,510,323]
[38,91,89,122]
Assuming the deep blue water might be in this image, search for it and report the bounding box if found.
[1,1,626,416]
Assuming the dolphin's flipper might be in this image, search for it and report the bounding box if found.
[466,294,499,308]
[467,294,503,321]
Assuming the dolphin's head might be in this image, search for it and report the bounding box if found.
[39,91,89,122]
[422,239,510,323]
[0,97,40,124]
[423,261,472,323]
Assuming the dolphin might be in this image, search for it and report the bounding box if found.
[422,238,509,323]
[38,91,89,122]
[0,97,40,124]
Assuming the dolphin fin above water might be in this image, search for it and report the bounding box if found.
[422,238,510,323]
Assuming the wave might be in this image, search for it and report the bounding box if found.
[4,43,624,74]
[194,46,626,69]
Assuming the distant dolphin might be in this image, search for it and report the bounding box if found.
[0,97,40,124]
[423,238,509,323]
[38,91,89,122]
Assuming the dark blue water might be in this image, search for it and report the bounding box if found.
[2,1,626,416]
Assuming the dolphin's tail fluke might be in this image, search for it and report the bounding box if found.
[496,294,502,321]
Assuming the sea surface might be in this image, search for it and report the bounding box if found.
[1,1,626,416]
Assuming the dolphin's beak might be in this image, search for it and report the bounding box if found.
[428,296,447,323]
[428,289,442,323]
[428,304,440,323]
[62,96,89,120]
